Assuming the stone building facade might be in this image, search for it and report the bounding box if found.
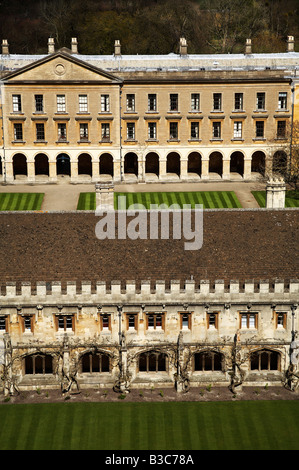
[0,37,298,185]
[0,210,298,395]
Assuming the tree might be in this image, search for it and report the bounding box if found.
[270,120,299,192]
[200,0,268,53]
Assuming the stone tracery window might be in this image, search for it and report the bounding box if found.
[250,349,280,371]
[138,351,167,372]
[24,354,53,375]
[193,351,223,372]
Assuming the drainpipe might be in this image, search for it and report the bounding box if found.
[119,84,123,182]
[0,80,7,184]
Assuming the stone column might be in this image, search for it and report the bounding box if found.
[71,160,78,183]
[4,160,14,183]
[222,157,230,180]
[244,157,252,180]
[159,158,167,180]
[95,182,114,210]
[201,158,209,179]
[180,157,188,180]
[92,160,100,182]
[27,161,35,183]
[266,178,286,208]
[49,161,57,183]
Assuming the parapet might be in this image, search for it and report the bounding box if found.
[1,279,298,304]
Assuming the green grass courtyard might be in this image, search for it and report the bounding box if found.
[0,401,298,450]
[0,193,44,211]
[252,190,299,208]
[77,191,243,210]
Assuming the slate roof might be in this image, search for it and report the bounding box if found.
[0,210,298,290]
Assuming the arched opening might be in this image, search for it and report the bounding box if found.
[13,153,27,178]
[24,354,53,375]
[250,349,281,371]
[34,153,49,176]
[56,153,71,176]
[230,151,244,177]
[81,352,110,373]
[166,152,180,177]
[251,151,266,176]
[209,152,222,178]
[138,351,167,372]
[145,152,159,177]
[194,351,223,372]
[78,153,92,177]
[272,150,288,176]
[124,152,138,176]
[188,152,201,176]
[99,153,114,177]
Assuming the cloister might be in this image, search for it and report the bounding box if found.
[0,148,285,184]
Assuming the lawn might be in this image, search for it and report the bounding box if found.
[0,193,44,211]
[0,401,298,450]
[252,190,299,208]
[77,191,242,210]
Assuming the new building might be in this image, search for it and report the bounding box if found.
[0,36,298,185]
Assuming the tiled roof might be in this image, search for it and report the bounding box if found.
[0,210,298,289]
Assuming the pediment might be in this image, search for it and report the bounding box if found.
[3,51,122,84]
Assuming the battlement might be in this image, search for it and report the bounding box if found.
[1,279,298,305]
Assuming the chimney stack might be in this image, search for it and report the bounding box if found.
[245,39,252,55]
[2,39,9,55]
[48,38,55,54]
[114,40,121,56]
[71,37,78,54]
[287,36,295,52]
[179,37,187,56]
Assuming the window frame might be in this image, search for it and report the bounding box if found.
[193,351,223,372]
[278,92,287,110]
[126,94,135,112]
[169,121,178,140]
[148,121,157,140]
[34,94,44,113]
[56,94,66,113]
[213,93,222,111]
[234,92,243,111]
[146,312,165,331]
[275,312,287,329]
[239,312,258,329]
[256,92,266,111]
[21,315,34,333]
[55,314,74,332]
[277,120,286,139]
[148,94,157,112]
[169,93,178,112]
[12,94,22,113]
[101,122,110,141]
[13,122,23,141]
[180,312,192,330]
[250,349,280,371]
[191,93,200,111]
[207,312,219,329]
[190,121,199,140]
[100,94,110,113]
[78,94,88,113]
[81,352,110,373]
[0,315,8,333]
[57,122,67,141]
[212,121,221,139]
[126,122,135,140]
[233,121,243,139]
[79,122,89,141]
[255,120,264,138]
[100,313,111,331]
[35,122,45,141]
[126,313,138,331]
